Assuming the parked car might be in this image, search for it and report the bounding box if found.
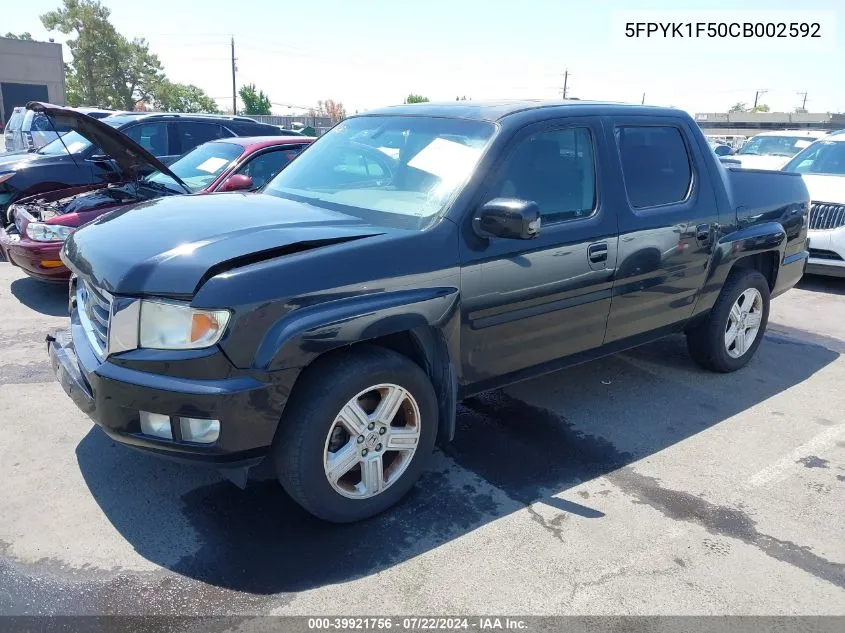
[731,130,828,171]
[782,131,845,277]
[0,106,313,282]
[48,101,809,523]
[2,105,114,154]
[0,103,289,226]
[708,140,734,156]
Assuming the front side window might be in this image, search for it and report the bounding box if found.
[617,125,692,209]
[783,140,845,175]
[484,127,596,223]
[265,116,495,228]
[145,141,244,193]
[738,135,816,158]
[124,122,169,156]
[235,147,303,189]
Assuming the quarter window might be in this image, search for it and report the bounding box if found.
[616,126,692,209]
[487,127,597,223]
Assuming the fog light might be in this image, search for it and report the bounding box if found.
[179,417,220,443]
[139,411,173,440]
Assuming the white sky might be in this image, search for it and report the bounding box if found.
[5,0,844,116]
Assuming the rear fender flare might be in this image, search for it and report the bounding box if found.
[692,221,786,318]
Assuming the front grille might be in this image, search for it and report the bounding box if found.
[808,201,845,231]
[809,249,844,261]
[77,279,112,358]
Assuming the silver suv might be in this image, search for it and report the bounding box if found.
[4,106,114,152]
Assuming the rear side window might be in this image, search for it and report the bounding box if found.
[616,125,692,209]
[124,122,169,156]
[176,122,223,153]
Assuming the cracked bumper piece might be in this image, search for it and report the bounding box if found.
[47,320,298,467]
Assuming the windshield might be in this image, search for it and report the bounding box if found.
[738,135,817,157]
[36,117,124,155]
[145,141,243,193]
[264,115,496,228]
[783,140,845,175]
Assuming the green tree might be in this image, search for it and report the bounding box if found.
[750,104,770,113]
[404,94,429,104]
[4,32,34,40]
[151,80,219,113]
[41,0,163,110]
[728,102,748,113]
[239,83,272,115]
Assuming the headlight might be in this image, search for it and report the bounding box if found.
[25,222,75,242]
[139,300,230,350]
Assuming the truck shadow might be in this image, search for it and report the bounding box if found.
[75,331,838,596]
[10,277,68,317]
[798,275,845,296]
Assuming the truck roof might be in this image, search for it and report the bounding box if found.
[361,100,688,122]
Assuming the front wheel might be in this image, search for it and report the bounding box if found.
[274,345,438,523]
[687,269,770,373]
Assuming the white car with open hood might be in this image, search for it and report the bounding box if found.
[782,131,845,277]
[734,130,828,171]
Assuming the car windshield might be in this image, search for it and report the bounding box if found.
[783,140,845,175]
[36,117,125,155]
[144,141,244,193]
[738,135,817,157]
[264,115,496,229]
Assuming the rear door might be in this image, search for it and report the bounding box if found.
[460,116,619,386]
[123,121,172,162]
[603,116,719,343]
[174,122,225,157]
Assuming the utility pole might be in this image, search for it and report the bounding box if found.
[641,93,645,105]
[753,89,767,109]
[797,91,808,110]
[230,36,237,115]
[561,69,569,99]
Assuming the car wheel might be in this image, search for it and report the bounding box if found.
[274,345,438,523]
[687,268,770,373]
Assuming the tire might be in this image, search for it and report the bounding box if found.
[274,345,438,523]
[686,268,770,373]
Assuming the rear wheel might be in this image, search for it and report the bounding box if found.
[687,269,770,372]
[274,346,438,522]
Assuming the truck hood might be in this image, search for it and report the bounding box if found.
[26,102,188,190]
[799,174,845,204]
[63,193,386,297]
[732,154,792,171]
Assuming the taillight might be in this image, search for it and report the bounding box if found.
[23,131,35,150]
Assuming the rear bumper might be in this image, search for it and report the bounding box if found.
[0,227,70,281]
[47,316,298,467]
[772,249,809,298]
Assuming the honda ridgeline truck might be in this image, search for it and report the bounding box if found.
[48,101,810,522]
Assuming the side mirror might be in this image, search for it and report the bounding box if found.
[473,198,541,240]
[219,174,254,192]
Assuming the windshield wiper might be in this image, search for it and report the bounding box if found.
[142,180,184,194]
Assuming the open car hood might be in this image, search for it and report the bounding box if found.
[26,102,189,191]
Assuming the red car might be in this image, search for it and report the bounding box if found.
[0,105,313,282]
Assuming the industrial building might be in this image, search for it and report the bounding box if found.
[694,111,845,136]
[0,37,65,124]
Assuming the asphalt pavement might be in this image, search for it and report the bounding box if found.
[0,261,843,616]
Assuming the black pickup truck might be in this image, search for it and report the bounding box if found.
[48,101,809,522]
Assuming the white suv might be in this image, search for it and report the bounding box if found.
[734,130,828,171]
[783,132,845,277]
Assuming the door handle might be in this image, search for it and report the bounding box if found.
[588,242,608,264]
[696,224,712,247]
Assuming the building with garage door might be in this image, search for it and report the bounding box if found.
[0,37,65,124]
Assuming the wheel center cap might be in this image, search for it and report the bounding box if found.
[365,432,379,449]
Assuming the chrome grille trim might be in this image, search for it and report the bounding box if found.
[77,280,112,359]
[808,201,845,231]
